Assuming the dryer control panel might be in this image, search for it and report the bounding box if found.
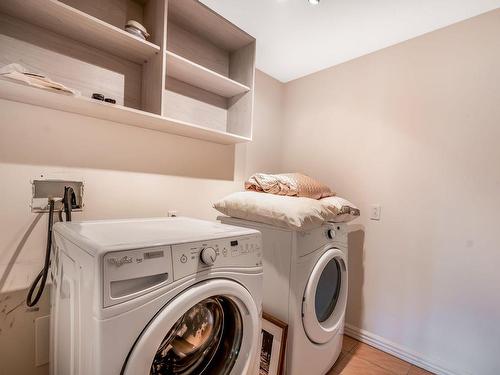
[296,223,348,257]
[172,234,262,281]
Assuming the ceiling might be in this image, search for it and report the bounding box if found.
[201,0,500,82]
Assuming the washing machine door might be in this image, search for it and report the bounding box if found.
[123,279,259,375]
[302,248,348,344]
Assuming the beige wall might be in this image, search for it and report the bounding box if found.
[282,9,500,375]
[0,70,284,375]
[2,8,500,375]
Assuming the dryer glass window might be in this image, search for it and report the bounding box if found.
[315,258,342,323]
[150,296,242,375]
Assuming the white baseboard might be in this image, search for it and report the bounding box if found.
[344,324,461,375]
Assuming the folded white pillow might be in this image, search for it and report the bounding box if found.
[322,196,361,223]
[213,191,359,231]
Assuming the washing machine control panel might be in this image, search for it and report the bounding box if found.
[172,234,262,281]
[103,246,174,307]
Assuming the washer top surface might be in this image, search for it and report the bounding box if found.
[54,217,259,255]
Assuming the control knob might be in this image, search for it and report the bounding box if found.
[327,229,336,239]
[200,247,217,266]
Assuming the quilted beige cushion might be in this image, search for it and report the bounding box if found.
[245,173,335,199]
[213,191,359,231]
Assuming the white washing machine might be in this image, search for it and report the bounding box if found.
[219,217,348,375]
[50,217,263,375]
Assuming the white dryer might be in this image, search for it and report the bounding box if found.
[219,217,348,375]
[50,217,262,375]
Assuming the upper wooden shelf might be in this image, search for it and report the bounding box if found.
[0,0,160,64]
[0,79,250,145]
[166,51,250,98]
[168,0,254,52]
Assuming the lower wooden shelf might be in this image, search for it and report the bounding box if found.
[0,79,250,145]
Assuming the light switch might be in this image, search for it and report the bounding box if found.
[369,204,381,220]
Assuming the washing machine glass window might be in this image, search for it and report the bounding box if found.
[151,296,242,375]
[123,279,259,375]
[302,248,348,344]
[315,258,342,322]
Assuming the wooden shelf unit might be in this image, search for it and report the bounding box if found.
[164,0,256,139]
[0,0,256,144]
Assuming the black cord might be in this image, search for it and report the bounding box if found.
[26,186,75,307]
[62,186,74,222]
[26,199,55,307]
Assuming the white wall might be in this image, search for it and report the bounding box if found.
[281,10,500,375]
[0,70,284,375]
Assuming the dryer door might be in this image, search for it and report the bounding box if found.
[123,279,259,375]
[302,248,348,344]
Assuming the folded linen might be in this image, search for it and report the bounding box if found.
[245,172,334,199]
[213,191,359,231]
[0,63,79,95]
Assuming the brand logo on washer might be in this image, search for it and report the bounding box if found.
[107,256,133,267]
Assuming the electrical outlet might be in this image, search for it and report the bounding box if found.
[167,210,178,217]
[369,204,381,220]
[31,179,84,213]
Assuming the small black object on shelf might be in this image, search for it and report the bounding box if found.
[104,98,116,104]
[92,93,104,101]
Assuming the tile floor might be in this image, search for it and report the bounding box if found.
[327,335,435,375]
